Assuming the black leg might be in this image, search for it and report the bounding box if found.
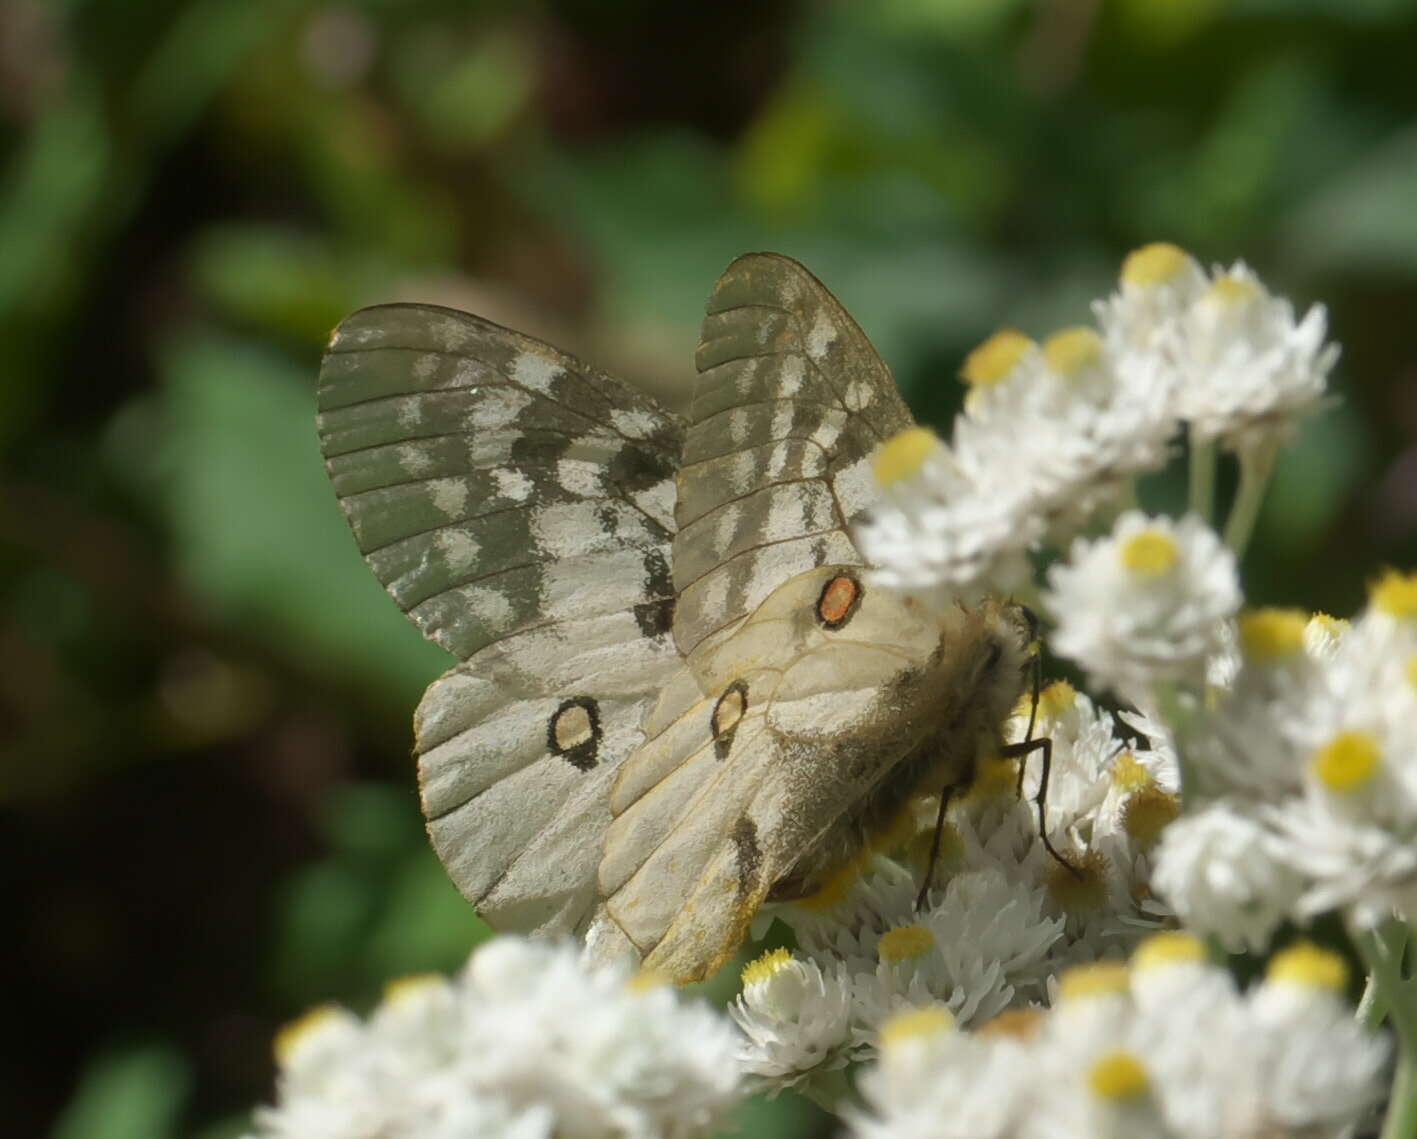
[999,735,1080,877]
[915,782,959,912]
[1015,654,1042,798]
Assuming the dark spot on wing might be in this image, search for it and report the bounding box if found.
[633,597,675,638]
[711,680,749,760]
[731,816,762,900]
[548,697,601,771]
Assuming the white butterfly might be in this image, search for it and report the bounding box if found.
[317,253,1039,983]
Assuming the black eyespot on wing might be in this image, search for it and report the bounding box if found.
[548,697,601,771]
[711,680,749,760]
[816,573,863,630]
[632,597,675,638]
[731,815,762,900]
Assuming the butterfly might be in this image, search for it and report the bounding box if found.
[316,253,1043,983]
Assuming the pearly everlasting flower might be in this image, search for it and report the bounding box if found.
[1172,263,1338,451]
[1094,242,1208,353]
[1044,512,1240,702]
[1152,804,1303,953]
[247,938,743,1139]
[730,949,855,1089]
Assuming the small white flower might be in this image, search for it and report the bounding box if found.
[248,939,743,1139]
[1152,803,1302,953]
[1174,262,1338,451]
[730,949,855,1089]
[1094,242,1208,353]
[1044,511,1240,702]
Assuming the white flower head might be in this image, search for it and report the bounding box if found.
[249,938,743,1139]
[1175,262,1338,451]
[1094,242,1209,353]
[730,949,855,1089]
[1044,511,1240,702]
[1152,804,1303,953]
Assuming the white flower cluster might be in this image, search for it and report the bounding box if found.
[849,935,1388,1139]
[1155,574,1417,947]
[732,683,1180,1096]
[245,938,743,1139]
[854,243,1336,601]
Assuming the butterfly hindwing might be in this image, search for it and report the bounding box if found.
[317,304,683,935]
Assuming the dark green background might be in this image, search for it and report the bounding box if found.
[5,1,1417,1135]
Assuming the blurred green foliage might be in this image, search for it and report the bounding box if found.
[4,0,1417,1135]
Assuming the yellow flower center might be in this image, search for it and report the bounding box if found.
[273,1004,345,1065]
[1046,849,1109,913]
[879,923,936,963]
[741,947,794,988]
[1370,569,1417,619]
[1088,1051,1150,1102]
[1119,530,1179,577]
[1407,655,1417,692]
[873,426,942,488]
[1121,242,1189,287]
[1058,961,1131,1002]
[1311,731,1381,794]
[383,973,443,1005]
[960,329,1033,388]
[1122,785,1180,848]
[1308,611,1348,640]
[626,969,671,993]
[977,1008,1044,1039]
[1132,931,1206,972]
[1238,608,1308,662]
[1267,941,1348,992]
[1043,327,1103,377]
[1037,679,1076,720]
[1110,751,1152,793]
[965,755,1020,800]
[879,1005,955,1049]
[1205,273,1262,306]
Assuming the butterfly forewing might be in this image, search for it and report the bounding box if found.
[317,303,684,936]
[673,253,913,666]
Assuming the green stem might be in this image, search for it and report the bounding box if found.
[1360,971,1393,1032]
[1222,437,1279,558]
[1383,1044,1417,1139]
[1354,921,1417,1139]
[1188,432,1217,525]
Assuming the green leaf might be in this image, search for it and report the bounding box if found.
[50,1044,188,1139]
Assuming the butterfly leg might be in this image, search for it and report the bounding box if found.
[914,782,960,912]
[998,735,1080,877]
[1014,650,1043,798]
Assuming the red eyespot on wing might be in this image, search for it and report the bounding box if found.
[817,574,862,629]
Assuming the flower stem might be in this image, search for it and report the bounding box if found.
[1354,920,1417,1139]
[1222,438,1278,558]
[1188,432,1216,525]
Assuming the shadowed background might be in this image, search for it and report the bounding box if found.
[4,0,1417,1135]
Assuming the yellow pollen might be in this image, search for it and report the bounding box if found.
[1043,327,1103,377]
[626,968,671,993]
[1406,655,1417,692]
[1122,785,1180,848]
[879,923,936,963]
[1370,569,1417,619]
[1110,752,1152,793]
[741,947,794,988]
[965,755,1020,800]
[1057,961,1130,1003]
[797,853,869,912]
[1238,608,1308,662]
[1046,848,1109,913]
[273,1004,345,1065]
[1132,931,1206,972]
[1121,242,1189,287]
[1037,679,1076,720]
[977,1008,1043,1039]
[1267,941,1349,993]
[873,427,941,488]
[383,973,443,1005]
[1119,529,1179,577]
[960,329,1033,388]
[1205,273,1262,306]
[1311,731,1381,794]
[905,819,963,871]
[1088,1051,1150,1102]
[879,1005,955,1048]
[1308,611,1348,639]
